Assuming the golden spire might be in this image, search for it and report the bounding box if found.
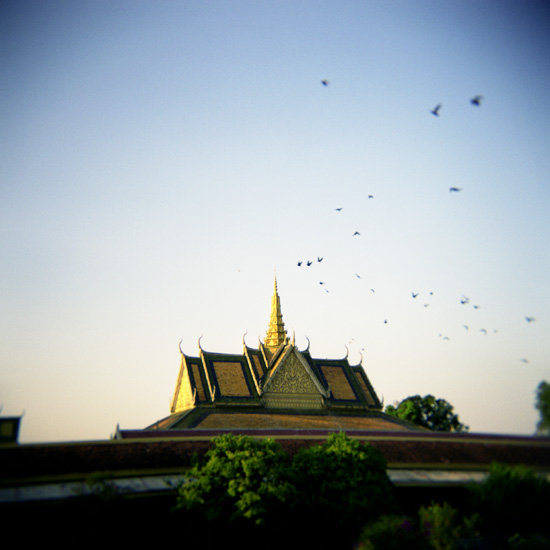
[264,276,288,350]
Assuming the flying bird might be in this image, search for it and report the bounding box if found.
[460,296,470,305]
[525,316,536,323]
[431,104,441,116]
[297,261,302,267]
[319,281,325,285]
[317,257,323,262]
[306,260,312,266]
[335,207,343,211]
[412,292,419,298]
[449,187,462,193]
[368,195,374,199]
[355,273,361,279]
[480,329,487,334]
[470,95,483,106]
[353,231,360,236]
[321,80,329,87]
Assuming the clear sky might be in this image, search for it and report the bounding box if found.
[1,1,549,443]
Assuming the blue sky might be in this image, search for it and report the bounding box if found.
[1,1,549,442]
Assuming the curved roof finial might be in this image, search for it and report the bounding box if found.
[198,334,204,351]
[178,339,184,356]
[344,345,349,359]
[304,336,310,352]
[357,350,363,366]
[242,330,249,347]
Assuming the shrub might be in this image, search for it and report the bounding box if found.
[508,533,550,550]
[358,515,430,550]
[419,502,466,550]
[468,462,550,538]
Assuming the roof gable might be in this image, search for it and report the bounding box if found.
[262,346,329,409]
[171,355,207,413]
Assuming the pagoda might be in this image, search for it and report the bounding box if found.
[148,277,419,431]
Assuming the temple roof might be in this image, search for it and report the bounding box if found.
[168,341,384,413]
[160,278,416,431]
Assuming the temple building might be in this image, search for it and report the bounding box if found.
[146,278,419,432]
[3,277,550,535]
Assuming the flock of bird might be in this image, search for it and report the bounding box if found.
[431,95,483,117]
[290,83,537,363]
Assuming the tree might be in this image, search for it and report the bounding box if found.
[174,432,397,550]
[174,433,295,527]
[385,394,468,432]
[290,432,397,547]
[535,381,550,436]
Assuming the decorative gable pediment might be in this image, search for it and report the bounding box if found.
[262,346,328,409]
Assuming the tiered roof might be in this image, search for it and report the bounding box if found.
[153,278,418,432]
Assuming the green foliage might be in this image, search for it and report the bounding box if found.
[508,533,550,550]
[175,432,396,549]
[468,462,550,537]
[385,394,468,432]
[174,433,295,526]
[358,503,481,550]
[291,432,396,541]
[535,380,550,435]
[418,502,469,550]
[358,515,429,550]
